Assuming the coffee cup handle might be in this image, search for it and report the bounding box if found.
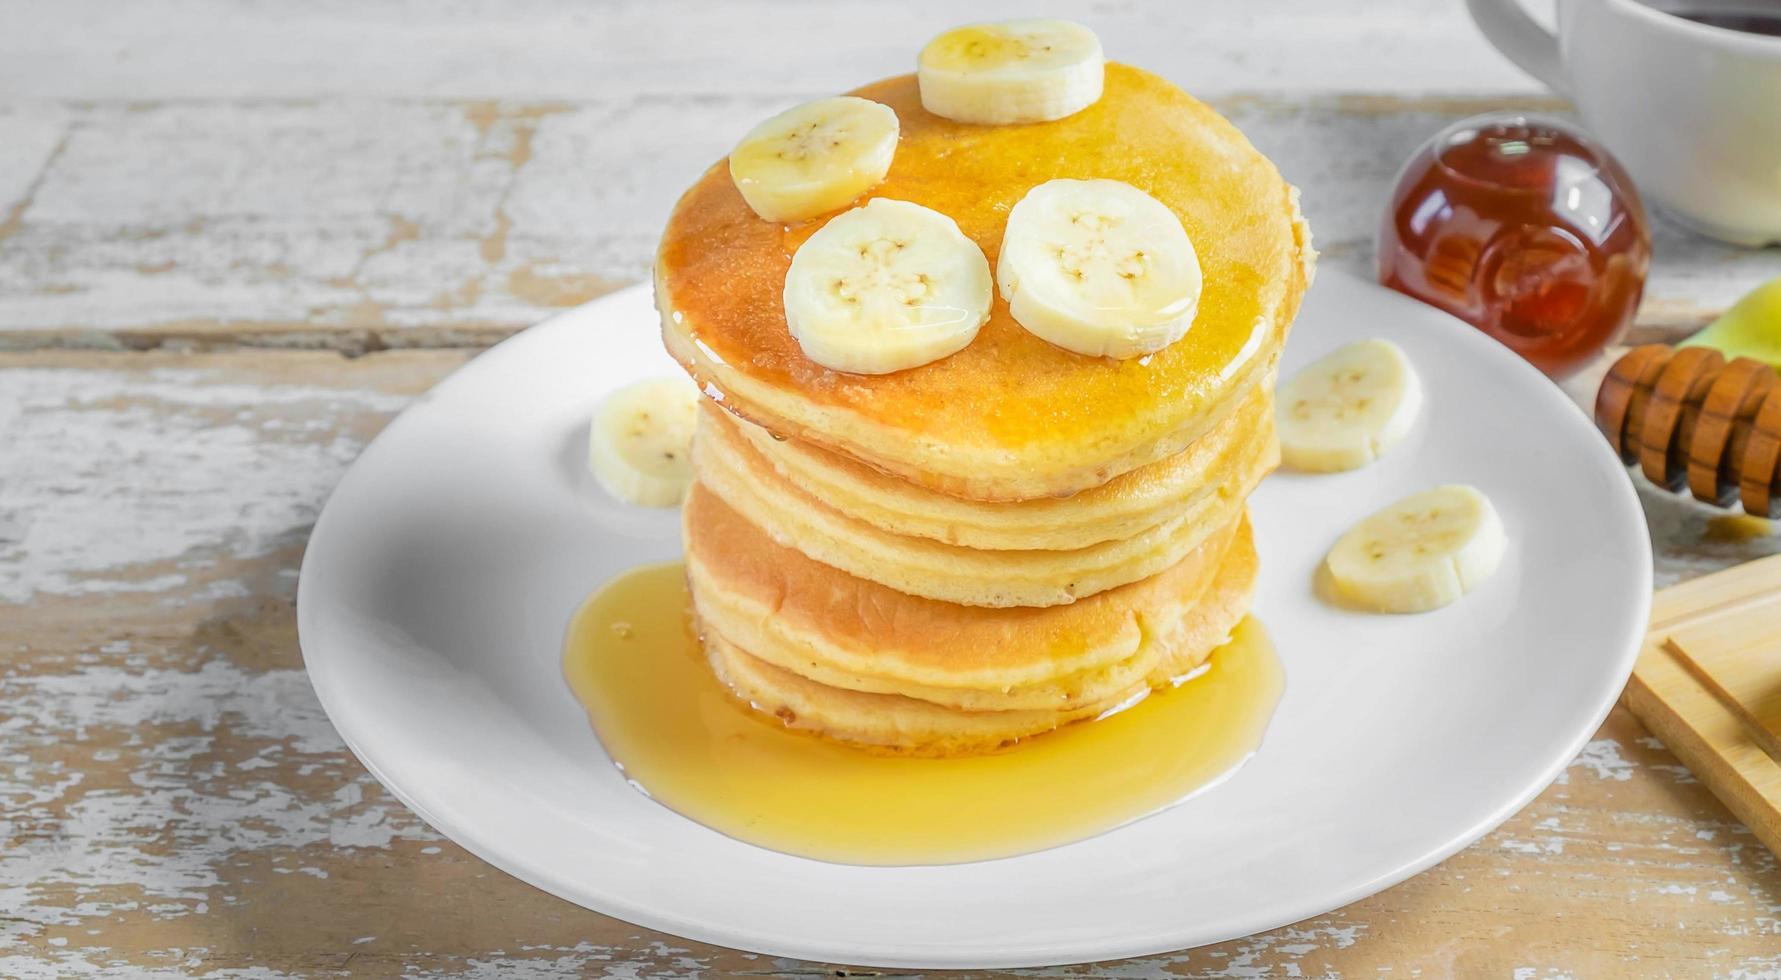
[1464,0,1566,95]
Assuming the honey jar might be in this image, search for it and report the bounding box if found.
[1379,113,1651,379]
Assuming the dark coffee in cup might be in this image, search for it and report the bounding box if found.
[1671,11,1781,35]
[1641,1,1781,36]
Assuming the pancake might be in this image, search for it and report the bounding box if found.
[717,380,1277,551]
[658,62,1314,502]
[686,479,1249,707]
[692,402,1271,607]
[699,513,1260,756]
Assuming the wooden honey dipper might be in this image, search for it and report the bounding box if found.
[1595,344,1781,517]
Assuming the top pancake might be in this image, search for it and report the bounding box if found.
[658,63,1314,501]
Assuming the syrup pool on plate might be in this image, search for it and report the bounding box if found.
[562,562,1285,866]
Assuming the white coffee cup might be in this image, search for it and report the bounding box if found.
[1467,0,1781,246]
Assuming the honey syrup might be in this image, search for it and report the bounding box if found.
[563,562,1284,866]
[1704,513,1774,543]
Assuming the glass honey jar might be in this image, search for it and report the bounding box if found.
[1378,113,1651,379]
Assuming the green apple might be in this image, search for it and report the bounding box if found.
[1680,276,1781,367]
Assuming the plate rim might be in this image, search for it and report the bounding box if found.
[297,271,1654,969]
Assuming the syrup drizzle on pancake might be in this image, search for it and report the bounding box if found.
[563,562,1284,866]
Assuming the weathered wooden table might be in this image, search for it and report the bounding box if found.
[5,3,1780,975]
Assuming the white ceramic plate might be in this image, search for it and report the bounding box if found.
[298,271,1651,969]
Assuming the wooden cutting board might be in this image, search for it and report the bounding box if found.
[1626,552,1781,858]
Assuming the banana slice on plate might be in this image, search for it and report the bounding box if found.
[1278,339,1422,472]
[588,377,701,507]
[997,178,1201,359]
[729,96,900,222]
[783,197,992,374]
[918,19,1104,124]
[1325,484,1507,614]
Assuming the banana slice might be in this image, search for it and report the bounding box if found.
[918,20,1104,124]
[783,197,992,374]
[1278,339,1423,472]
[996,178,1201,359]
[588,377,701,507]
[1325,485,1507,614]
[728,96,900,222]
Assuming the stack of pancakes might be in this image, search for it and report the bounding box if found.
[658,64,1314,755]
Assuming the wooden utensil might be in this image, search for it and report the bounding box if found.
[1596,345,1781,516]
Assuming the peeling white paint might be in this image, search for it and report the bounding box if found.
[1210,923,1368,978]
[0,958,304,980]
[0,366,409,602]
[0,0,1545,100]
[1500,837,1566,856]
[0,660,439,922]
[0,103,67,210]
[1651,764,1700,785]
[1563,739,1637,783]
